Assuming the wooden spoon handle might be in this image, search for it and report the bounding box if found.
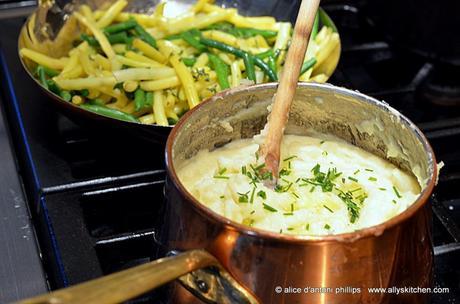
[259,0,320,177]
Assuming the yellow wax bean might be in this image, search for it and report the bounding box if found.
[20,48,69,70]
[123,80,139,93]
[125,51,165,67]
[140,77,181,91]
[93,54,111,70]
[113,67,176,82]
[55,76,117,90]
[74,12,116,60]
[132,39,167,64]
[202,30,238,47]
[153,91,168,126]
[139,114,155,124]
[96,0,128,28]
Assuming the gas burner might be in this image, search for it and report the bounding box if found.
[418,65,460,109]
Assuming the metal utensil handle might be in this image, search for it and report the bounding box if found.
[16,250,258,304]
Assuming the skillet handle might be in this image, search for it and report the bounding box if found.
[16,249,259,304]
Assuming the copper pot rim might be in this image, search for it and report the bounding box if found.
[165,82,438,243]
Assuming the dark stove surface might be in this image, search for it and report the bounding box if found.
[1,2,460,303]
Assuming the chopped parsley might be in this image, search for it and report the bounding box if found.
[263,203,278,212]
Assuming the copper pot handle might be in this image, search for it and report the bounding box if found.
[16,250,259,304]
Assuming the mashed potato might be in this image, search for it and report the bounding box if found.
[178,134,421,235]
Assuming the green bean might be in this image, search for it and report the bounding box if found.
[200,38,277,81]
[41,66,59,77]
[80,104,140,123]
[104,19,137,34]
[46,79,59,94]
[311,12,320,40]
[252,56,277,81]
[200,38,245,57]
[206,22,277,38]
[182,57,197,67]
[88,99,105,106]
[267,56,277,76]
[134,24,157,48]
[36,66,48,89]
[80,34,99,47]
[145,92,154,107]
[134,88,146,111]
[181,31,207,52]
[107,32,128,44]
[60,91,72,102]
[300,57,317,76]
[80,89,90,97]
[208,53,230,89]
[256,49,274,59]
[242,53,256,82]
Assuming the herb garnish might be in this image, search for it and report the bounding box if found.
[392,200,397,204]
[393,186,402,198]
[287,227,294,231]
[237,191,249,203]
[283,212,294,216]
[348,176,358,182]
[365,168,374,172]
[368,177,377,182]
[302,164,341,192]
[305,223,310,230]
[214,167,229,179]
[283,155,297,162]
[263,203,278,212]
[379,187,386,191]
[337,190,361,223]
[324,224,331,230]
[323,205,334,213]
[354,169,360,175]
[257,190,266,199]
[249,187,256,204]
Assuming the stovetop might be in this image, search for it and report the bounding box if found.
[1,2,460,303]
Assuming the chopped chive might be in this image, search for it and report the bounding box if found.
[241,166,247,174]
[323,205,334,213]
[213,176,229,179]
[254,163,266,171]
[237,191,249,203]
[342,178,346,184]
[257,190,266,199]
[365,168,374,172]
[393,186,402,198]
[310,186,315,193]
[218,167,227,175]
[379,187,387,191]
[249,187,256,204]
[291,192,299,199]
[263,203,278,212]
[348,177,359,182]
[283,155,297,161]
[322,151,328,156]
[324,224,331,230]
[250,210,255,215]
[305,223,310,230]
[220,195,225,199]
[320,140,325,145]
[350,188,362,193]
[283,212,294,216]
[392,199,397,204]
[368,177,377,182]
[354,169,360,175]
[290,203,294,212]
[279,229,283,234]
[287,227,294,231]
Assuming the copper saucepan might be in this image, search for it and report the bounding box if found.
[18,83,437,304]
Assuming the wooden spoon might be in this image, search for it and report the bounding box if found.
[258,0,320,180]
